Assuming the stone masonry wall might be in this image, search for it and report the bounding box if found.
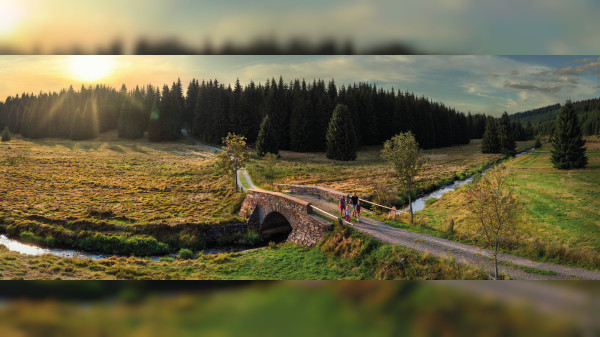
[288,184,346,201]
[239,190,333,246]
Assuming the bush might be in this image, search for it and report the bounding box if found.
[534,138,542,148]
[75,233,169,256]
[159,256,175,262]
[178,232,206,250]
[242,230,262,246]
[177,248,194,260]
[1,127,11,142]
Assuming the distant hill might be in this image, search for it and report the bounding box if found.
[510,99,600,136]
[509,103,561,127]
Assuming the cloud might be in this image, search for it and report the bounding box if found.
[503,80,570,93]
[554,57,600,75]
[555,76,578,84]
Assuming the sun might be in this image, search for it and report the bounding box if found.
[68,55,115,82]
[0,2,23,34]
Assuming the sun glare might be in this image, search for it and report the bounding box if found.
[68,55,115,82]
[0,2,23,34]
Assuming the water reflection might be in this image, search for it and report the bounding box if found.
[405,148,534,213]
[0,234,252,261]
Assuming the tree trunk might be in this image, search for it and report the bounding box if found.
[494,252,498,280]
[408,191,413,224]
[234,169,238,192]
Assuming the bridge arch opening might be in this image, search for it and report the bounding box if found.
[260,212,292,243]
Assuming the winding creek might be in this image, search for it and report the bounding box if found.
[404,147,535,213]
[0,147,536,260]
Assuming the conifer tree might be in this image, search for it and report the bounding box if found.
[499,112,516,156]
[70,96,99,140]
[1,126,11,142]
[481,117,501,153]
[326,104,357,161]
[256,114,279,157]
[289,80,311,152]
[525,120,534,140]
[550,101,588,169]
[118,100,145,139]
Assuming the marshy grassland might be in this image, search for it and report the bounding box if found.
[0,133,245,255]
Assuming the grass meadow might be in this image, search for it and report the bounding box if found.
[410,137,600,269]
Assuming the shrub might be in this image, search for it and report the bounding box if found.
[75,233,169,256]
[242,230,262,246]
[177,248,194,260]
[178,232,206,250]
[1,127,11,142]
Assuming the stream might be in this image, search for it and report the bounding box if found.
[404,147,535,213]
[0,234,254,261]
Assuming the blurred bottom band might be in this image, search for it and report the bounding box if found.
[0,281,597,337]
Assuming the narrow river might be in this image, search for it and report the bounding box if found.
[405,147,535,213]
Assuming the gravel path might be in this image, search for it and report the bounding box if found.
[182,129,600,280]
[291,193,600,280]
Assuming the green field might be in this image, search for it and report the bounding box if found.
[415,137,600,269]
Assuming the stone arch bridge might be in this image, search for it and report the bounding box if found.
[239,190,333,246]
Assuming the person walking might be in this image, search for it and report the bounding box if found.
[351,192,359,217]
[339,195,346,217]
[346,194,352,217]
[345,205,351,222]
[355,201,361,222]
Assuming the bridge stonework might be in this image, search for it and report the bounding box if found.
[239,190,333,246]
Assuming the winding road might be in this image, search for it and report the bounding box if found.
[182,129,600,280]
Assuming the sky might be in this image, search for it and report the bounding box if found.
[1,0,600,54]
[1,55,599,116]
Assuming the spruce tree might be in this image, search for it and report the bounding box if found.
[256,114,279,157]
[1,126,11,142]
[550,101,588,169]
[499,112,516,156]
[481,117,501,153]
[525,120,534,140]
[326,104,357,161]
[289,80,311,152]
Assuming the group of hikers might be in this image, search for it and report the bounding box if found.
[339,192,361,222]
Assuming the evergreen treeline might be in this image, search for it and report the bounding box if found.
[0,83,161,141]
[1,77,482,149]
[509,103,561,126]
[511,98,600,136]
